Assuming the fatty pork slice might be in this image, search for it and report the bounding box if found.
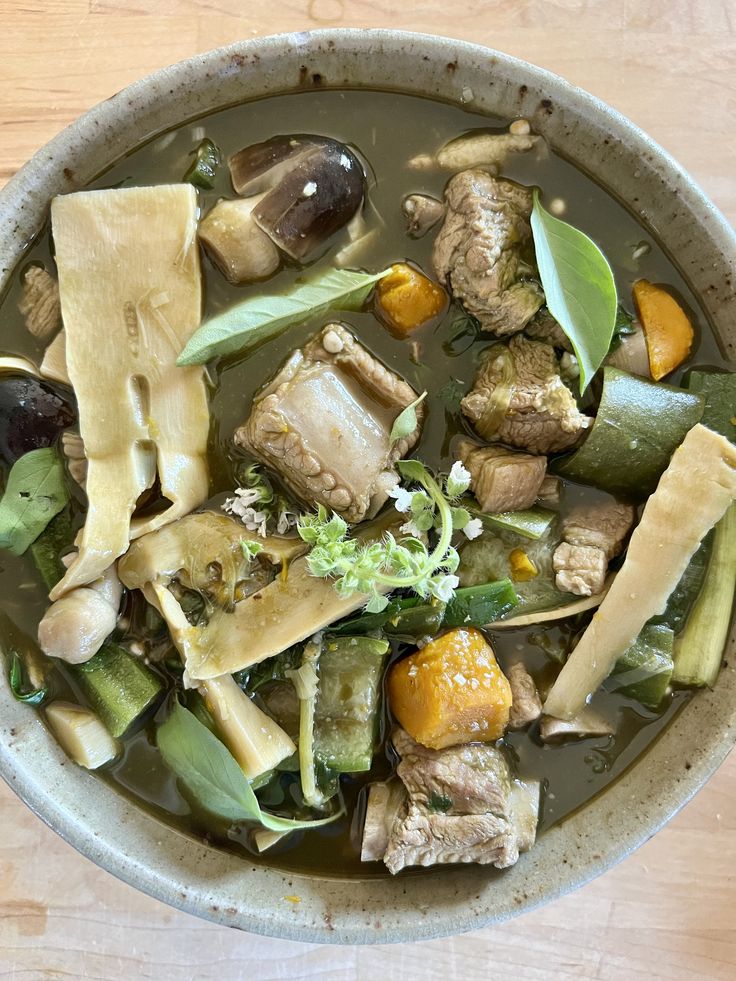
[49,185,209,599]
[235,323,424,523]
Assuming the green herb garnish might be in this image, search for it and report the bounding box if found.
[297,460,471,613]
[530,188,617,392]
[183,138,221,189]
[9,652,49,706]
[0,448,69,556]
[178,267,392,366]
[157,701,342,831]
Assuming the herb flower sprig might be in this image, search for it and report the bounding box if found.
[296,460,480,613]
[223,463,297,537]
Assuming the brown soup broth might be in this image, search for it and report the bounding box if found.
[0,89,728,878]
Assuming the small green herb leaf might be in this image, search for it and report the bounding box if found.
[240,539,264,562]
[0,448,69,556]
[178,267,392,366]
[183,138,221,189]
[428,792,453,813]
[531,189,617,393]
[8,652,49,706]
[157,702,342,831]
[389,391,427,446]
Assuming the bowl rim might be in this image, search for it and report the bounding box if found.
[0,28,734,945]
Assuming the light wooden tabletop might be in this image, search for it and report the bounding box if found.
[1,2,735,978]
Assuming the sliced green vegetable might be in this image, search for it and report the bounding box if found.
[0,613,50,691]
[471,505,556,541]
[9,651,49,705]
[673,504,736,688]
[0,447,69,555]
[443,580,518,627]
[554,367,704,497]
[314,636,389,773]
[651,533,712,634]
[685,369,736,441]
[72,642,164,738]
[671,369,736,687]
[530,189,617,393]
[157,701,342,831]
[608,623,674,708]
[29,508,74,590]
[389,391,427,446]
[286,638,323,808]
[183,138,221,189]
[331,580,516,635]
[177,267,391,366]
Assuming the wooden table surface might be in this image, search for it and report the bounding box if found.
[1,2,735,978]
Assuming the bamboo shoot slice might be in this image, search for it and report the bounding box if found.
[49,186,209,598]
[544,424,736,719]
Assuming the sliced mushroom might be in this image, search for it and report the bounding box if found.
[361,779,408,862]
[539,706,615,743]
[18,265,62,341]
[229,135,365,260]
[38,564,123,665]
[402,193,445,238]
[408,130,539,172]
[199,196,280,284]
[606,323,651,378]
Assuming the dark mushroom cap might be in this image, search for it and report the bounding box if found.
[228,135,365,261]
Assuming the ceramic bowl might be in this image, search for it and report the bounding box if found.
[0,29,734,944]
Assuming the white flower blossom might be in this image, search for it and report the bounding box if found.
[388,485,414,513]
[463,517,483,540]
[446,460,471,498]
[276,508,298,535]
[429,574,460,602]
[400,517,424,539]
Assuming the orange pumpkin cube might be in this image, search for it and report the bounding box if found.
[633,279,694,381]
[387,627,512,750]
[375,262,447,335]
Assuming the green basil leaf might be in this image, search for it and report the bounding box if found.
[0,448,69,556]
[389,391,427,446]
[178,267,392,366]
[157,701,342,831]
[8,652,49,706]
[531,189,617,393]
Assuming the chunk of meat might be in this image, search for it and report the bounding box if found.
[461,335,592,455]
[553,542,608,596]
[553,500,636,596]
[457,437,546,513]
[432,171,543,336]
[562,501,636,561]
[539,706,614,742]
[525,308,573,351]
[537,474,562,505]
[402,193,445,238]
[371,730,539,874]
[18,266,61,341]
[234,324,424,523]
[507,662,542,730]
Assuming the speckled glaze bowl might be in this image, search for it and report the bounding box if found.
[0,30,734,944]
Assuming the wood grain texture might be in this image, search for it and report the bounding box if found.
[0,1,735,978]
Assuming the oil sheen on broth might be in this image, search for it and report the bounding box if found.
[0,89,725,878]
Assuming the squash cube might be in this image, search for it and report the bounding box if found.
[387,627,512,750]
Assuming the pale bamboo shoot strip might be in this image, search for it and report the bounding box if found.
[49,185,209,599]
[544,424,736,720]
